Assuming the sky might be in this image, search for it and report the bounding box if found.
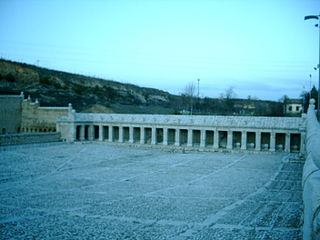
[0,0,319,101]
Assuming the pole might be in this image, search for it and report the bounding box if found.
[318,15,320,119]
[304,14,320,119]
[197,78,200,98]
[197,78,200,114]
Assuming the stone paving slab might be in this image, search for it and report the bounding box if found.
[0,143,304,239]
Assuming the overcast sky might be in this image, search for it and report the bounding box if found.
[0,0,319,100]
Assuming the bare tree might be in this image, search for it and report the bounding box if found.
[279,94,289,103]
[182,82,196,114]
[224,86,236,99]
[220,86,237,114]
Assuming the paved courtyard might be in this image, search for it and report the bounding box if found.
[0,143,304,239]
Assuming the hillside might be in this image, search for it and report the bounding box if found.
[0,59,284,116]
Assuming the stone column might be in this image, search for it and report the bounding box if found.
[213,130,219,149]
[151,127,156,145]
[241,130,247,150]
[88,125,94,141]
[163,128,168,145]
[109,125,113,142]
[175,129,180,146]
[270,132,276,152]
[99,125,103,141]
[187,129,193,147]
[118,126,123,143]
[300,132,305,153]
[129,126,134,143]
[227,130,233,150]
[140,127,145,144]
[70,124,76,142]
[255,131,261,151]
[285,133,291,152]
[80,125,85,141]
[200,130,206,148]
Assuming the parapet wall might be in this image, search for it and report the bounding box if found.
[0,132,61,146]
[302,99,320,240]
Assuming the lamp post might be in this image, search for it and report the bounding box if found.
[304,14,320,118]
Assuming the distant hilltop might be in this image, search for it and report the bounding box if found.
[0,59,285,116]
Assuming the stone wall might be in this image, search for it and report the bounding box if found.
[0,93,72,135]
[0,132,61,146]
[21,96,71,133]
[0,93,23,134]
[302,99,320,240]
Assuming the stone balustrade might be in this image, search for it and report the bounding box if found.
[58,111,306,153]
[302,99,320,240]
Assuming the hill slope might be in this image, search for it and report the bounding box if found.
[0,59,283,116]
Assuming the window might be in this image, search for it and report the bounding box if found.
[288,106,292,111]
[2,128,6,134]
[296,106,300,111]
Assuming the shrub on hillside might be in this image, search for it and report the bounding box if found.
[40,77,51,85]
[74,85,85,95]
[5,73,15,82]
[103,86,117,100]
[54,83,63,89]
[93,85,101,94]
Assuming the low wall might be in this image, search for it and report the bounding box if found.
[0,132,61,146]
[303,99,320,240]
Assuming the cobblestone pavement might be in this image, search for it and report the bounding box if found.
[0,143,304,239]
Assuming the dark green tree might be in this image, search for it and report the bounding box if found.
[301,86,318,111]
[5,73,15,82]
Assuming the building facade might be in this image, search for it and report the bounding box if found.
[284,98,303,116]
[0,93,70,134]
[0,93,23,134]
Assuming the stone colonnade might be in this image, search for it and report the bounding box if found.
[74,123,304,153]
[21,127,56,133]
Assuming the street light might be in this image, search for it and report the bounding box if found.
[304,14,320,118]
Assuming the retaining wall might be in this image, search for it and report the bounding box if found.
[0,132,61,146]
[303,99,320,240]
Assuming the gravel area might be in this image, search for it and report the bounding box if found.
[0,143,304,239]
